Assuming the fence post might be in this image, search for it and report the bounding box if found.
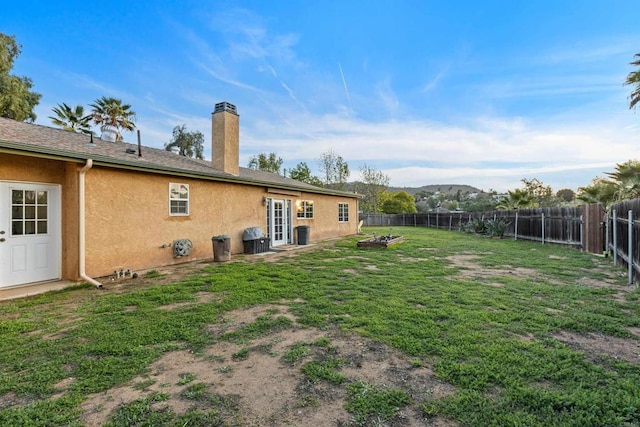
[514,211,519,241]
[449,215,453,231]
[605,211,609,256]
[613,209,618,266]
[629,210,634,285]
[580,215,584,252]
[542,212,545,245]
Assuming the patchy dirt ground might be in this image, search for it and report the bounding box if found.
[78,302,457,426]
[444,252,640,366]
[13,244,640,426]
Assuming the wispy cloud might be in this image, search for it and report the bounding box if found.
[375,78,399,113]
[421,65,450,92]
[196,61,260,91]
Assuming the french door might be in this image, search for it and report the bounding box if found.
[267,198,292,247]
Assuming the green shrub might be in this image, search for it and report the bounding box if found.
[461,218,510,238]
[485,218,510,238]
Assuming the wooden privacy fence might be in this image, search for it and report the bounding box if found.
[607,199,640,284]
[360,204,605,254]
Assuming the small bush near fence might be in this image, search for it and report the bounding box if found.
[460,218,510,238]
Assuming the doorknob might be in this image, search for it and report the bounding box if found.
[0,238,5,242]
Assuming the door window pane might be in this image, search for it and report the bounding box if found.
[12,221,23,235]
[12,190,23,204]
[37,191,47,204]
[25,191,36,204]
[37,206,47,219]
[25,221,36,235]
[25,206,36,219]
[12,206,23,219]
[37,221,47,234]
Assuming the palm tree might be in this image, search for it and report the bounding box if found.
[90,96,136,141]
[605,160,640,201]
[576,178,617,211]
[49,103,92,134]
[625,53,640,110]
[495,189,535,210]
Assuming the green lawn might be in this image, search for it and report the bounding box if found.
[1,226,639,426]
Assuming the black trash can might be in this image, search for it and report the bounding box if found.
[296,225,310,245]
[212,235,231,262]
[242,226,270,254]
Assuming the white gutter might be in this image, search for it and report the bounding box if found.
[79,159,102,288]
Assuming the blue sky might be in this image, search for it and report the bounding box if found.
[3,1,640,192]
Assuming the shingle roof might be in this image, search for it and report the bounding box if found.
[0,117,359,198]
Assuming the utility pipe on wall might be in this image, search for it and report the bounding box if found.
[79,159,102,288]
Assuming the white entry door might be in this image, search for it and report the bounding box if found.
[0,182,61,288]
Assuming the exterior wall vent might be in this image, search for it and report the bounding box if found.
[100,125,117,142]
[170,146,180,155]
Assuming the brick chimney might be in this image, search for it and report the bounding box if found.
[212,102,239,176]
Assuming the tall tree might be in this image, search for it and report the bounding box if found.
[624,53,640,111]
[0,33,41,122]
[353,164,390,213]
[289,162,323,186]
[556,188,575,203]
[521,178,557,207]
[247,152,283,174]
[381,191,417,214]
[318,149,350,190]
[164,124,204,159]
[90,96,136,141]
[49,103,92,134]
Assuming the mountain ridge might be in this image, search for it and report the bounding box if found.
[387,184,484,195]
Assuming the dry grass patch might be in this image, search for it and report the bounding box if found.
[552,330,640,365]
[79,303,456,426]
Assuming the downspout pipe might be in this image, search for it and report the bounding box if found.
[79,159,102,288]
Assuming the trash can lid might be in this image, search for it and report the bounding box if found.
[212,234,230,240]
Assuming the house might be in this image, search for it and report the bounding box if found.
[0,102,360,291]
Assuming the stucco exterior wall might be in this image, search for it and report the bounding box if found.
[83,167,358,277]
[2,152,358,282]
[0,153,80,281]
[290,192,358,242]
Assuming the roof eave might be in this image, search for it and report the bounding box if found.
[0,141,362,199]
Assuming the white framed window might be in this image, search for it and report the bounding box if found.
[338,202,349,222]
[169,183,189,216]
[296,200,314,219]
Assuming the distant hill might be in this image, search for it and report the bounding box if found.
[387,184,483,196]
